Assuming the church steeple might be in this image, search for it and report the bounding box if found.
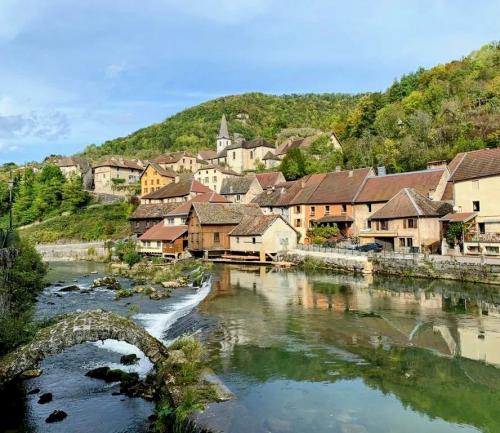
[216,114,231,154]
[218,114,230,139]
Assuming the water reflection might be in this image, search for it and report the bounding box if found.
[199,265,500,433]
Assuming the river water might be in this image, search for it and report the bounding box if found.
[2,262,500,433]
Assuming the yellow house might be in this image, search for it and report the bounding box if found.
[140,163,177,196]
[446,148,500,255]
[361,188,452,252]
[194,164,241,193]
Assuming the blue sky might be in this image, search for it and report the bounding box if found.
[0,0,498,164]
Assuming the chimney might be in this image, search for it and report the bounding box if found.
[335,166,341,172]
[377,166,386,176]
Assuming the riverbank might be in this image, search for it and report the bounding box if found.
[281,248,500,286]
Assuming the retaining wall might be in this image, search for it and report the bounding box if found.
[36,241,108,261]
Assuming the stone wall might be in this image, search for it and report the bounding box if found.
[36,241,108,261]
[371,256,500,285]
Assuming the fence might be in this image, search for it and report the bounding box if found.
[296,244,423,261]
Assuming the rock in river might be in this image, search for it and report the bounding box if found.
[120,353,140,365]
[38,393,53,404]
[58,285,80,292]
[91,276,122,290]
[20,368,43,379]
[45,410,67,423]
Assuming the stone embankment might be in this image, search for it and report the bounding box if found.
[283,248,500,285]
[36,241,108,261]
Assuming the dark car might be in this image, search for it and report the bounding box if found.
[356,242,383,252]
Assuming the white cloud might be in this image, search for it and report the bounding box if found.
[105,62,126,79]
[0,111,70,140]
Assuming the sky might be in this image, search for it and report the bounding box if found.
[0,0,498,164]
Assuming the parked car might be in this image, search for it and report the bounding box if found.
[356,243,383,252]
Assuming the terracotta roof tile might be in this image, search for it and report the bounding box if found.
[448,148,500,182]
[141,176,211,200]
[439,212,478,223]
[255,172,285,189]
[354,169,445,203]
[93,158,143,170]
[221,175,258,195]
[369,188,452,220]
[167,191,228,216]
[153,151,195,164]
[138,223,187,241]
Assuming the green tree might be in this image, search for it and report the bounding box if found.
[31,164,65,219]
[62,175,91,212]
[12,168,37,226]
[280,148,307,180]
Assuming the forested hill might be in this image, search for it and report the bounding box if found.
[82,43,499,172]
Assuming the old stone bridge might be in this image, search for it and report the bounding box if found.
[0,310,170,386]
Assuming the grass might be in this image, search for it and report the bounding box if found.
[19,202,134,244]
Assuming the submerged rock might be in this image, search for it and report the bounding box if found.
[120,354,139,365]
[45,410,67,423]
[85,366,110,380]
[85,366,139,384]
[27,388,40,395]
[38,393,53,404]
[20,369,43,379]
[58,285,80,292]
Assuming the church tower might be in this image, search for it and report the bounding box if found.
[216,114,231,154]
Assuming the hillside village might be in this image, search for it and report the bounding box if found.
[45,114,500,262]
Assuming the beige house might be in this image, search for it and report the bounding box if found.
[153,151,199,173]
[93,158,144,195]
[229,214,297,260]
[205,115,276,173]
[220,175,263,204]
[360,188,452,252]
[194,164,241,193]
[444,148,500,256]
[353,167,449,236]
[55,156,93,190]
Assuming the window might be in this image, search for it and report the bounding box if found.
[485,246,499,255]
[367,203,372,212]
[399,238,406,247]
[295,219,302,227]
[156,241,160,247]
[236,194,241,202]
[367,220,372,229]
[295,206,301,213]
[407,238,413,247]
[404,218,418,229]
[478,222,485,234]
[144,188,148,193]
[145,179,148,185]
[473,201,480,212]
[233,152,236,160]
[325,205,330,215]
[250,151,254,159]
[213,176,217,182]
[377,220,388,231]
[205,177,209,184]
[167,217,174,225]
[236,237,240,243]
[156,179,159,184]
[341,204,347,213]
[181,217,186,224]
[214,232,220,243]
[310,206,316,216]
[252,237,256,244]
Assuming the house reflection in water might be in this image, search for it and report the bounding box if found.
[210,264,500,368]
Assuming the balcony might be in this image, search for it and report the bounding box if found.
[358,228,398,237]
[466,233,500,243]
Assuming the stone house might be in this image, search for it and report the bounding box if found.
[140,163,178,196]
[93,158,144,195]
[140,176,211,204]
[138,224,188,258]
[186,202,262,256]
[153,151,199,173]
[262,152,281,169]
[352,168,449,236]
[274,132,342,160]
[194,164,241,193]
[220,175,263,204]
[128,203,180,235]
[55,156,93,190]
[360,188,452,253]
[251,186,291,220]
[205,115,276,172]
[444,148,500,256]
[229,214,297,260]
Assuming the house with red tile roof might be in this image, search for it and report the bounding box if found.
[138,224,188,258]
[255,172,286,190]
[359,188,452,252]
[352,168,449,236]
[93,157,145,195]
[140,176,211,204]
[277,167,374,242]
[442,148,500,256]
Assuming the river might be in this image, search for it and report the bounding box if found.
[2,262,500,433]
